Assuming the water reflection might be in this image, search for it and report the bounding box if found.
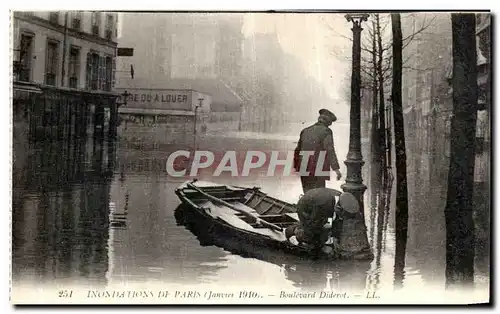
[174,204,370,294]
[105,150,231,286]
[365,183,391,291]
[12,136,113,287]
[11,113,489,300]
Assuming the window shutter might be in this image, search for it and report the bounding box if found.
[98,55,104,90]
[97,55,102,90]
[85,52,91,90]
[112,57,116,89]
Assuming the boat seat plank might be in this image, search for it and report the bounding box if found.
[198,200,287,241]
[192,196,243,202]
[252,196,266,208]
[260,200,277,215]
[242,191,257,205]
[278,203,288,213]
[285,212,299,220]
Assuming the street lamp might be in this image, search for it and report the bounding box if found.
[342,13,370,213]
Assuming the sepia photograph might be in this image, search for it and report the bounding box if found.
[10,8,491,305]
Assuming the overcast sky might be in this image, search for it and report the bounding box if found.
[242,13,353,123]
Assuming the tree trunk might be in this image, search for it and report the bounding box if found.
[445,13,478,288]
[391,12,409,290]
[370,20,381,195]
[376,14,387,188]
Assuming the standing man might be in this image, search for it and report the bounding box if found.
[294,109,342,193]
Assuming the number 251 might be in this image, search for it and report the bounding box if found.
[58,290,73,298]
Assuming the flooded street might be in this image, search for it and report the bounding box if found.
[10,10,491,305]
[11,123,490,302]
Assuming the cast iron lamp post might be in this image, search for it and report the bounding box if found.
[342,13,370,213]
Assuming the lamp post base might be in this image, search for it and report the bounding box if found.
[341,159,367,215]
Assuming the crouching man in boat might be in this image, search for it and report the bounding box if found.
[284,188,360,256]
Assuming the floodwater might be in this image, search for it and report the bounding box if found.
[11,124,490,303]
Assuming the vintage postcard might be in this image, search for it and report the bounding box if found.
[10,9,491,305]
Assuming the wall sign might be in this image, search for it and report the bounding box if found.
[117,89,193,111]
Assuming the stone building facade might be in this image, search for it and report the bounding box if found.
[13,11,120,145]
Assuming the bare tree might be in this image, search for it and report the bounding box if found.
[376,14,387,187]
[369,20,380,191]
[390,12,408,290]
[445,13,478,288]
[326,13,435,187]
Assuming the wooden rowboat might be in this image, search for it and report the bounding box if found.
[174,179,373,261]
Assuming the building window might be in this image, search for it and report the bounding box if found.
[105,14,114,40]
[86,52,114,91]
[91,12,101,36]
[86,52,100,90]
[49,12,59,24]
[68,46,80,88]
[45,40,59,86]
[105,56,113,91]
[475,136,485,155]
[18,33,34,82]
[92,53,100,90]
[72,11,82,30]
[476,14,482,25]
[98,55,105,90]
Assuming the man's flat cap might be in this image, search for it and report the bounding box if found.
[319,109,337,122]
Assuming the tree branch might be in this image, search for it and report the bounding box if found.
[401,15,437,49]
[402,65,435,72]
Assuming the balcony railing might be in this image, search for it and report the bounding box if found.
[105,29,113,40]
[18,67,31,82]
[69,77,78,89]
[72,18,81,30]
[45,73,56,86]
[90,79,99,90]
[49,13,59,25]
[92,25,100,36]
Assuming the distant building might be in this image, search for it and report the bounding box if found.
[400,14,453,206]
[116,13,337,136]
[398,13,490,249]
[238,32,285,133]
[239,30,335,133]
[114,13,245,147]
[116,13,244,113]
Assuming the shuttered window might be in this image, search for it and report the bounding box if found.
[91,12,101,36]
[111,56,116,89]
[72,11,82,30]
[85,52,91,89]
[68,46,80,88]
[85,51,114,91]
[19,33,34,82]
[105,14,114,40]
[86,51,100,90]
[105,56,113,91]
[98,55,105,90]
[91,53,99,90]
[45,40,59,86]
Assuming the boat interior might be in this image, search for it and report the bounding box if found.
[181,184,299,230]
